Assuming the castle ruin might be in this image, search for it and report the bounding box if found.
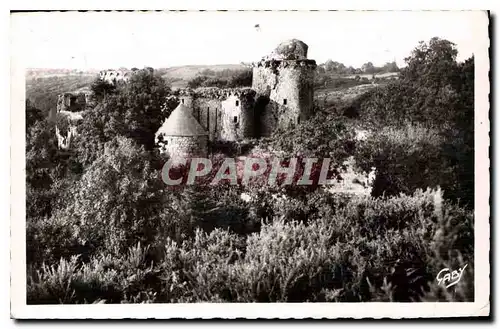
[52,39,316,155]
[156,39,316,159]
[99,69,134,84]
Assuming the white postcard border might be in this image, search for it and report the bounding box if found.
[9,9,490,319]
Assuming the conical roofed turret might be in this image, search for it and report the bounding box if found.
[156,103,208,137]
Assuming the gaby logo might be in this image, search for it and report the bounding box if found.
[161,156,339,186]
[436,264,468,289]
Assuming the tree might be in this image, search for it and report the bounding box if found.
[357,37,464,127]
[324,60,335,72]
[227,69,253,87]
[346,66,356,75]
[352,37,475,207]
[90,78,116,101]
[55,136,179,254]
[188,75,209,89]
[323,60,348,74]
[77,68,171,155]
[26,99,44,129]
[26,119,82,220]
[401,38,458,89]
[361,62,375,74]
[382,61,399,73]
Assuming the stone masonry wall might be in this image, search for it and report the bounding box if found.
[176,87,257,142]
[99,70,133,84]
[162,135,208,163]
[192,97,222,141]
[57,93,88,112]
[252,59,316,136]
[220,94,255,141]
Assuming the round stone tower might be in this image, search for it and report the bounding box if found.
[252,39,316,136]
[155,103,208,164]
[220,88,256,141]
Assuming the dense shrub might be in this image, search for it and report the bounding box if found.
[348,38,474,207]
[52,137,173,255]
[264,110,356,160]
[28,243,161,304]
[26,75,95,118]
[187,69,252,89]
[26,99,45,129]
[27,188,474,303]
[354,123,473,208]
[354,124,447,196]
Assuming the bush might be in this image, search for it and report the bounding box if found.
[354,124,451,197]
[187,69,252,89]
[354,123,473,207]
[27,243,161,304]
[53,137,174,254]
[27,188,473,303]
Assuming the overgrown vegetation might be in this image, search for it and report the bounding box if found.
[350,37,474,208]
[26,74,95,118]
[26,38,475,304]
[187,68,253,89]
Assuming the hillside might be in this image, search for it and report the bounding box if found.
[26,74,96,117]
[26,68,100,80]
[25,66,377,118]
[160,64,249,89]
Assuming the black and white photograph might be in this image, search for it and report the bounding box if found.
[9,9,490,319]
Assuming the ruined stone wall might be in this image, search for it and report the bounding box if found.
[99,70,133,84]
[252,59,316,136]
[178,94,195,111]
[298,67,316,120]
[56,93,88,112]
[56,125,79,150]
[220,92,255,141]
[176,87,257,142]
[52,90,89,147]
[192,98,222,141]
[161,135,208,163]
[55,111,83,149]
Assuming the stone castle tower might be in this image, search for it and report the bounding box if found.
[155,39,316,160]
[251,39,317,136]
[156,103,209,163]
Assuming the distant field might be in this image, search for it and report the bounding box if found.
[24,66,392,116]
[161,64,249,89]
[26,74,96,117]
[26,64,251,91]
[315,83,378,109]
[344,72,399,80]
[26,68,100,81]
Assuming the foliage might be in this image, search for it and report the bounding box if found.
[319,60,399,75]
[348,38,474,207]
[354,124,449,197]
[355,38,473,129]
[26,99,45,129]
[27,188,474,303]
[90,78,116,101]
[187,69,253,89]
[264,110,356,160]
[26,119,82,220]
[53,137,171,255]
[26,75,95,117]
[73,68,172,167]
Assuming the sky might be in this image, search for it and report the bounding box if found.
[11,11,486,70]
